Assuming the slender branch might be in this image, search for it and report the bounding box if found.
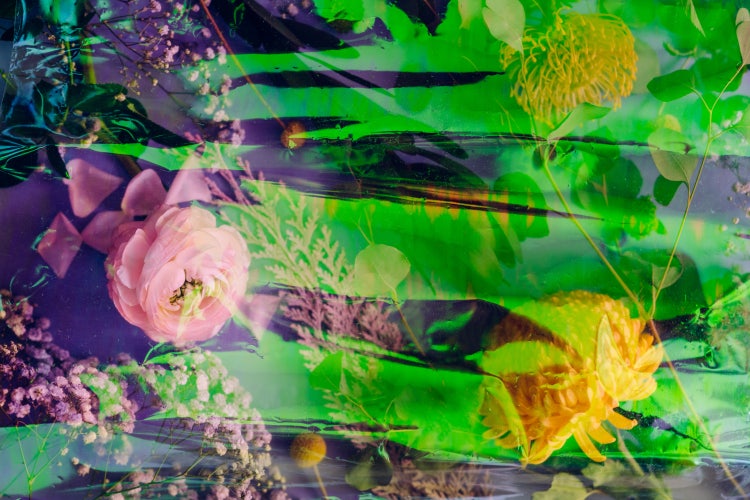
[542,154,645,317]
[196,0,284,128]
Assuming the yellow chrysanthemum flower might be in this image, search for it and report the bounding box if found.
[500,11,637,122]
[478,291,663,464]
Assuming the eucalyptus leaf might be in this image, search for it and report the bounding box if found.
[345,445,393,491]
[533,473,590,500]
[737,8,750,66]
[648,128,698,184]
[458,0,482,28]
[353,244,411,296]
[482,0,525,52]
[480,341,571,374]
[653,174,683,206]
[646,70,695,101]
[652,263,683,290]
[687,0,705,36]
[548,103,611,141]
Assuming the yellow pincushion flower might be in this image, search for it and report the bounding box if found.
[479,291,663,464]
[500,11,637,123]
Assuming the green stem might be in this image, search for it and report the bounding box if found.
[651,64,746,314]
[542,153,645,317]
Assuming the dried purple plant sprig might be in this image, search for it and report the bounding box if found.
[0,289,127,428]
[283,287,404,365]
[0,289,287,497]
[87,0,222,95]
[372,452,494,500]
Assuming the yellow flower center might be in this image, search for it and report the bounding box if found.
[500,11,638,123]
[169,277,204,306]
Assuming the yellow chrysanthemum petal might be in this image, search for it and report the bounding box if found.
[573,428,607,462]
[587,424,615,444]
[500,11,637,123]
[608,411,637,430]
[479,290,663,464]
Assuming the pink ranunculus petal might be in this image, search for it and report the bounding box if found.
[237,293,281,338]
[105,205,251,345]
[121,169,167,216]
[37,213,83,278]
[81,210,132,253]
[164,168,212,205]
[64,158,124,218]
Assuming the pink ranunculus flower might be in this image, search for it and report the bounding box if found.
[105,205,250,345]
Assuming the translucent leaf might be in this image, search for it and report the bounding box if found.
[482,0,525,52]
[548,103,611,140]
[687,0,705,36]
[353,244,411,296]
[653,174,683,206]
[582,460,629,487]
[648,128,698,184]
[532,473,589,500]
[737,8,750,66]
[652,260,683,290]
[480,340,571,375]
[458,0,482,28]
[345,446,393,491]
[633,39,661,94]
[646,70,695,101]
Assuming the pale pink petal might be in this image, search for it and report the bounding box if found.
[121,169,167,216]
[104,205,250,345]
[237,293,281,337]
[81,211,132,253]
[118,229,151,289]
[164,168,212,205]
[64,158,124,218]
[37,213,83,278]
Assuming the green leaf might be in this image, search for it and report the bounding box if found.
[646,70,695,101]
[737,8,750,66]
[653,174,683,206]
[687,0,705,36]
[309,351,346,393]
[458,0,482,29]
[480,341,571,374]
[482,0,525,52]
[345,446,393,491]
[648,128,698,184]
[533,473,590,500]
[548,103,611,140]
[492,172,550,241]
[652,261,683,290]
[582,461,630,487]
[633,39,661,94]
[353,244,411,296]
[692,58,742,94]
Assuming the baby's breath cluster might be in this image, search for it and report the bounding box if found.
[0,289,135,428]
[1,288,286,497]
[88,0,223,95]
